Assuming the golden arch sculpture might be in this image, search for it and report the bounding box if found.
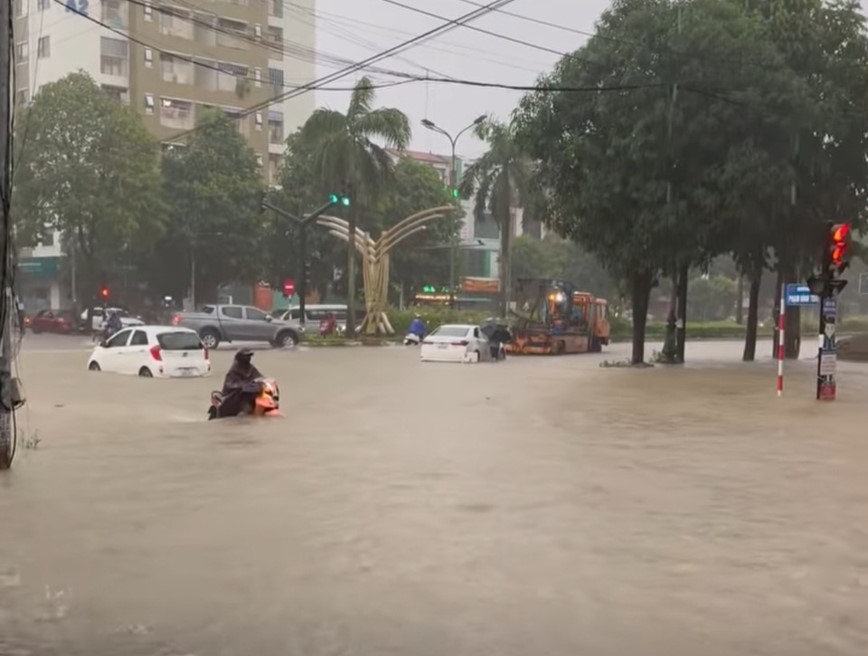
[318,205,453,335]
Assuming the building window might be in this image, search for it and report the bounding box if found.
[159,7,194,40]
[193,12,217,47]
[216,18,247,50]
[38,0,51,11]
[15,43,28,64]
[41,230,54,247]
[102,0,128,29]
[144,94,155,115]
[143,1,153,20]
[15,88,29,107]
[268,111,284,145]
[100,37,129,77]
[37,37,51,59]
[161,54,194,85]
[14,0,27,18]
[102,85,129,104]
[253,67,261,87]
[265,26,283,59]
[144,48,153,67]
[160,98,194,130]
[268,67,283,94]
[217,62,248,93]
[194,58,218,90]
[268,154,281,185]
[254,24,262,39]
[254,112,263,130]
[269,0,283,18]
[255,154,263,167]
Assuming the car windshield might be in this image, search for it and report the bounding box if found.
[431,326,470,338]
[157,331,203,350]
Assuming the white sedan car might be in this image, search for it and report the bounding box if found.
[81,307,145,332]
[87,326,212,378]
[420,324,493,364]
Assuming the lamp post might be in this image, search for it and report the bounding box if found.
[421,114,485,308]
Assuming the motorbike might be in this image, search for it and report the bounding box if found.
[207,377,283,420]
[404,332,423,346]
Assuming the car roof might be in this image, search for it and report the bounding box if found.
[120,325,197,334]
[437,324,476,330]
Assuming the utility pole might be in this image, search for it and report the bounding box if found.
[262,195,345,329]
[1,0,15,469]
[422,115,485,310]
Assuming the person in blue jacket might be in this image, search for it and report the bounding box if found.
[408,313,426,338]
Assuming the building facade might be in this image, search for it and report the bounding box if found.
[12,0,316,310]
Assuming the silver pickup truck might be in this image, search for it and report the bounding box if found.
[172,304,303,349]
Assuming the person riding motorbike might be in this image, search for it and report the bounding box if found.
[408,314,426,338]
[214,348,264,418]
[104,310,123,338]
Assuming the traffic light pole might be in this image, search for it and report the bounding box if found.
[262,199,336,328]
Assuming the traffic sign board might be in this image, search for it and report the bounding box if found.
[822,297,838,318]
[282,278,296,298]
[785,284,819,307]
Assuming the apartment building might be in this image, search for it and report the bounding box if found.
[13,0,316,310]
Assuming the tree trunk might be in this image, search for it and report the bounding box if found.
[630,270,653,365]
[742,269,761,362]
[661,276,678,363]
[735,275,744,325]
[675,263,688,363]
[499,206,513,317]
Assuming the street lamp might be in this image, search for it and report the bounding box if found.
[421,114,486,307]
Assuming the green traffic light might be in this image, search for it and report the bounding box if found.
[341,196,350,207]
[451,188,459,198]
[328,193,338,204]
[328,193,351,207]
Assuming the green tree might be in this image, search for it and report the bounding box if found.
[13,72,163,307]
[511,235,616,300]
[362,157,457,299]
[296,77,411,337]
[460,119,534,316]
[149,110,264,305]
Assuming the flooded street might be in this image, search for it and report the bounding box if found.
[1,338,868,656]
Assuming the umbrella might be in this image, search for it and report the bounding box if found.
[481,318,512,343]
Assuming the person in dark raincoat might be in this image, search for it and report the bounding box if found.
[215,348,264,417]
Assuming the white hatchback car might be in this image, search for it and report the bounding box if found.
[87,326,212,378]
[420,324,492,364]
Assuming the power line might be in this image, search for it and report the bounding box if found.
[455,0,598,40]
[169,0,520,141]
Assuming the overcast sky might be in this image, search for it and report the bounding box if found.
[309,0,612,160]
[308,0,868,160]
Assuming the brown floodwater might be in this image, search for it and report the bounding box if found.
[1,338,867,656]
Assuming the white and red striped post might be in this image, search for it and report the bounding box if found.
[777,284,786,397]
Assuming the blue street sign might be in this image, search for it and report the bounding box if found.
[785,284,820,307]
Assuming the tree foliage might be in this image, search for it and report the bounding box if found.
[147,110,264,304]
[13,72,163,301]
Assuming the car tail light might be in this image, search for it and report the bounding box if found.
[149,345,162,361]
[171,314,181,326]
[452,340,469,346]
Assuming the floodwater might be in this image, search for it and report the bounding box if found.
[1,338,867,656]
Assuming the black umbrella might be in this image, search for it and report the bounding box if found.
[481,318,512,343]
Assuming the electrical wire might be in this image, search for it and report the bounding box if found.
[165,0,521,141]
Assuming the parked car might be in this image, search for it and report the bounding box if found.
[29,309,76,334]
[87,326,211,378]
[275,305,363,334]
[171,304,303,349]
[420,324,493,364]
[80,307,144,332]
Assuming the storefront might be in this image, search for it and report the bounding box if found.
[18,256,64,313]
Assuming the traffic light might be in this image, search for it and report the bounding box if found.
[304,261,312,286]
[829,223,851,274]
[451,187,459,199]
[328,193,351,207]
[99,286,110,301]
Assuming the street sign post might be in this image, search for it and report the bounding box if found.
[817,295,838,401]
[785,283,820,307]
[282,278,296,299]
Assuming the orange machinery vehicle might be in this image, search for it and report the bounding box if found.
[506,278,610,355]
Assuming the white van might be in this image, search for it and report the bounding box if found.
[276,305,352,332]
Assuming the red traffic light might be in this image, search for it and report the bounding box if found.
[829,223,852,267]
[99,287,110,300]
[282,278,296,298]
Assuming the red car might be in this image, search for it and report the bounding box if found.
[29,309,76,334]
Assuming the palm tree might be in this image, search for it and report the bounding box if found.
[297,77,411,337]
[461,119,534,316]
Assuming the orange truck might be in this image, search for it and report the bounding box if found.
[505,278,610,355]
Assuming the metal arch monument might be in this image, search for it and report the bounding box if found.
[318,206,453,335]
